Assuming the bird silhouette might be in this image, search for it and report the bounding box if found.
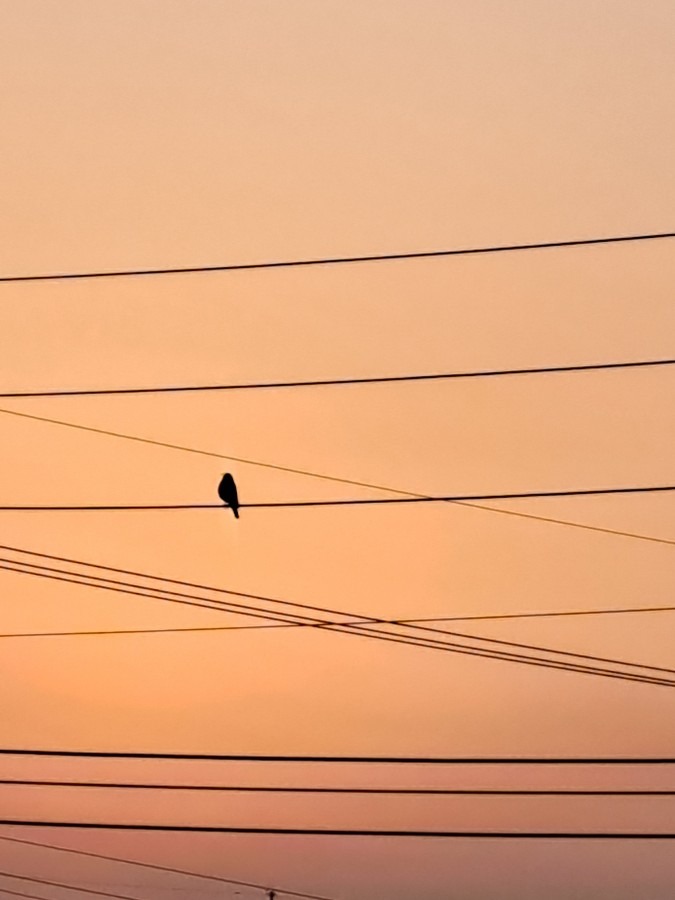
[218,473,239,518]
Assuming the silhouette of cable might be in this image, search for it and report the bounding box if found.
[1,484,674,511]
[2,231,673,283]
[1,405,672,546]
[6,563,672,687]
[3,357,674,398]
[3,750,674,763]
[2,556,673,686]
[0,837,333,900]
[0,888,88,900]
[0,872,145,900]
[3,539,675,633]
[1,822,674,838]
[6,600,675,641]
[2,779,674,795]
[3,549,673,681]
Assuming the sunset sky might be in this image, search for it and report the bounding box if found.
[1,1,674,897]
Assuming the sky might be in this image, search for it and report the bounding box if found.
[1,0,675,897]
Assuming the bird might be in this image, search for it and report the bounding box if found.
[217,473,240,518]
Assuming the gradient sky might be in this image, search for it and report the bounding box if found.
[1,1,675,898]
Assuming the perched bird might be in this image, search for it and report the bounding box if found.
[218,473,240,518]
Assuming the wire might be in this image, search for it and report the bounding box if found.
[2,542,675,639]
[0,889,97,900]
[6,565,672,690]
[2,406,672,547]
[2,750,673,763]
[3,547,673,682]
[5,600,675,641]
[0,872,145,900]
[2,780,674,795]
[1,822,674,837]
[3,358,674,399]
[1,484,674,511]
[0,836,334,900]
[3,556,673,687]
[1,231,673,283]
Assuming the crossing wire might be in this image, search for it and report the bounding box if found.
[0,835,333,900]
[1,405,672,546]
[2,557,674,687]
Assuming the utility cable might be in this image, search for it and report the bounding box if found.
[1,405,672,546]
[1,230,673,283]
[5,562,672,687]
[0,822,674,838]
[1,558,673,687]
[6,557,675,679]
[1,484,674,511]
[2,750,673,763]
[0,835,333,900]
[3,357,673,399]
[2,780,674,796]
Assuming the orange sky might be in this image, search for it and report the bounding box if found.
[1,1,674,897]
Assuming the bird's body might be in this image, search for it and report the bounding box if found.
[218,473,240,518]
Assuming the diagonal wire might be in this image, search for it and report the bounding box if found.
[1,557,674,687]
[0,835,334,900]
[1,405,673,545]
[2,562,673,687]
[2,541,675,636]
[4,558,675,679]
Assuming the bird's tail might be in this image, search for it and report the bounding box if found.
[232,507,240,519]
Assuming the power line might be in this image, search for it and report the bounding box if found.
[2,750,673,763]
[1,484,674,511]
[3,555,673,687]
[2,780,674,795]
[0,871,146,900]
[0,822,674,838]
[3,357,673,399]
[5,599,675,641]
[3,548,673,684]
[0,836,334,900]
[0,888,105,900]
[2,406,672,547]
[2,541,674,640]
[6,565,672,690]
[1,231,673,283]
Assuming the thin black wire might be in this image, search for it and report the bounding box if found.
[2,780,674,796]
[6,602,675,641]
[3,558,673,686]
[3,358,674,399]
[2,541,675,636]
[1,231,673,283]
[0,872,145,900]
[6,565,673,689]
[0,836,334,900]
[0,888,98,900]
[6,557,675,679]
[3,552,673,684]
[1,483,674,511]
[3,406,673,547]
[2,749,673,763]
[1,822,674,837]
